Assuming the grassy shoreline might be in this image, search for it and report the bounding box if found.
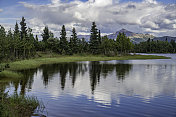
[0,70,23,79]
[0,92,41,117]
[0,54,170,78]
[8,54,170,71]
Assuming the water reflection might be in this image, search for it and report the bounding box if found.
[39,63,88,89]
[39,62,132,93]
[3,61,176,99]
[20,69,37,95]
[89,61,132,93]
[1,61,133,95]
[1,55,176,117]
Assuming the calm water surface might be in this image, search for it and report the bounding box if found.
[3,54,176,117]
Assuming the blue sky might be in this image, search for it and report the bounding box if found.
[0,0,176,37]
[0,0,176,8]
[0,0,175,7]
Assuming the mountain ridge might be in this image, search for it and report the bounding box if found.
[78,29,176,43]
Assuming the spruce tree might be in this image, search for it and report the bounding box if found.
[0,25,6,60]
[70,27,78,54]
[34,35,39,51]
[14,22,19,35]
[20,17,27,39]
[98,30,101,44]
[41,26,50,42]
[90,22,100,54]
[14,22,20,59]
[60,25,68,54]
[41,26,50,51]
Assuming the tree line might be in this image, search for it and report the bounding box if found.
[0,17,133,63]
[1,16,175,63]
[0,17,36,62]
[134,38,176,53]
[40,21,133,56]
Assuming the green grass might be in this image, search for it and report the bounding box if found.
[7,54,169,71]
[0,92,42,117]
[0,54,170,77]
[0,70,23,79]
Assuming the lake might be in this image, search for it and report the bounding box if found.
[3,54,176,117]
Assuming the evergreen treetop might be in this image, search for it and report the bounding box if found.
[20,16,27,39]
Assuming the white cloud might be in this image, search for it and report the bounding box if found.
[0,9,3,12]
[89,0,113,7]
[142,21,159,29]
[13,0,176,37]
[144,0,157,4]
[173,24,176,29]
[51,0,60,4]
[163,19,173,24]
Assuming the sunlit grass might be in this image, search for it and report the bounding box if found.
[7,54,170,71]
[0,70,23,79]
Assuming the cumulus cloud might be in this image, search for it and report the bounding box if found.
[144,0,157,4]
[18,0,176,37]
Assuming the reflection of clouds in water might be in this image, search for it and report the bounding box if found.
[74,64,175,105]
[125,64,176,98]
[94,92,112,106]
[36,64,175,106]
[5,58,176,107]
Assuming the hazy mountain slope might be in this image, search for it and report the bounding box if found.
[78,29,176,43]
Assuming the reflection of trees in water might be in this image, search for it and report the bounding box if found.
[60,63,88,89]
[59,64,68,90]
[89,62,132,93]
[0,82,9,93]
[39,63,87,89]
[40,62,131,92]
[89,62,101,94]
[40,64,67,87]
[69,63,87,87]
[18,69,37,95]
[1,69,38,95]
[0,62,133,95]
[38,64,69,89]
[101,63,116,78]
[116,64,132,80]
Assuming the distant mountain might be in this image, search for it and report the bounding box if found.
[129,34,155,43]
[78,29,140,42]
[107,29,155,43]
[107,29,135,39]
[78,29,176,43]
